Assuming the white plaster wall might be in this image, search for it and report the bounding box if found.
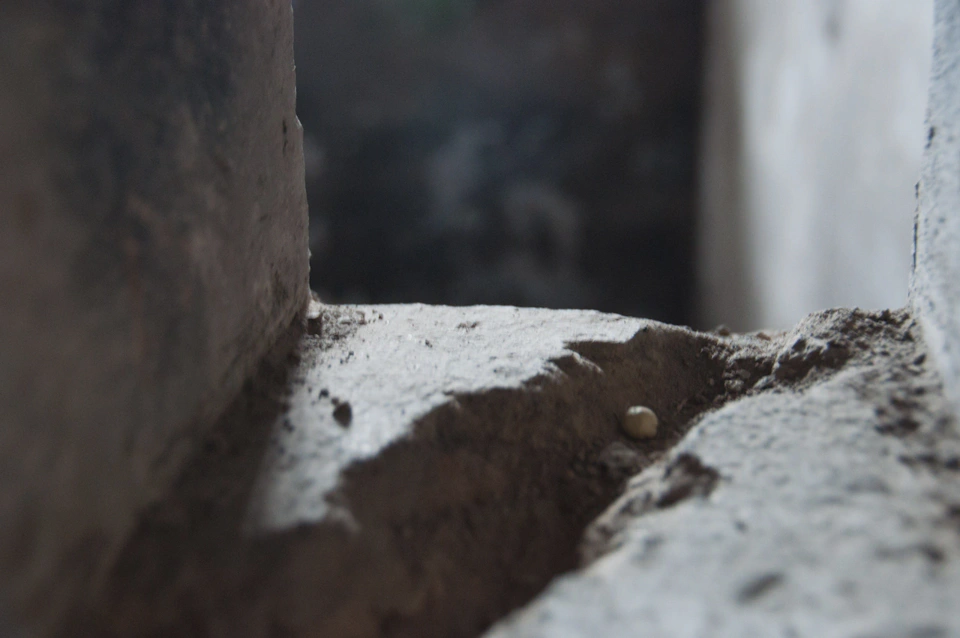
[699,0,934,330]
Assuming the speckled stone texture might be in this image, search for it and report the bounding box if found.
[0,2,308,632]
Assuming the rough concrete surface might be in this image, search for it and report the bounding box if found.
[0,2,308,632]
[247,304,647,532]
[68,304,742,636]
[61,303,960,638]
[489,310,960,638]
[4,1,958,637]
[912,0,960,416]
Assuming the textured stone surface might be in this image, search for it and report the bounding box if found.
[0,2,308,631]
[5,2,957,637]
[73,304,747,636]
[247,304,646,532]
[487,310,960,638]
[67,303,960,638]
[912,0,960,415]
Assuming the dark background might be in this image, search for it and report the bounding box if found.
[294,0,705,324]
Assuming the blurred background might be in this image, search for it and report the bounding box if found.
[292,0,934,331]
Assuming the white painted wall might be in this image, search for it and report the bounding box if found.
[699,0,934,330]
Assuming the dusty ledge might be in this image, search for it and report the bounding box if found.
[490,309,960,638]
[65,304,736,636]
[62,303,960,638]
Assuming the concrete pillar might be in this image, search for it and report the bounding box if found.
[0,1,308,631]
[912,0,960,420]
[699,0,933,330]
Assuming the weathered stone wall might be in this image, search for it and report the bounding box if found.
[0,1,308,631]
[912,0,960,416]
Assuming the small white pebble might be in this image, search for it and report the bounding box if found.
[623,406,658,439]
